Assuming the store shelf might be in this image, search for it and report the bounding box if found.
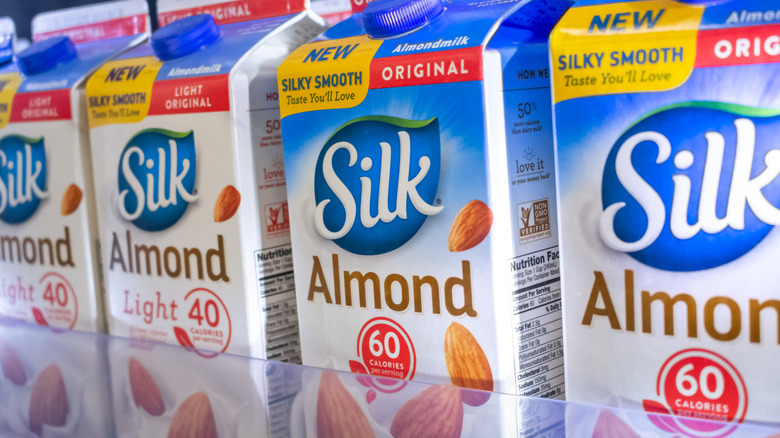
[0,320,775,437]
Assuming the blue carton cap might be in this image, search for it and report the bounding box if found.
[0,33,12,66]
[151,14,220,61]
[17,36,76,75]
[362,0,444,39]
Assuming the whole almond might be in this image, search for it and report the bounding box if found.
[592,409,640,438]
[214,185,240,222]
[390,385,463,438]
[129,357,165,416]
[167,392,217,438]
[448,200,492,252]
[317,371,375,438]
[0,341,26,385]
[60,184,82,216]
[29,364,69,435]
[444,322,493,406]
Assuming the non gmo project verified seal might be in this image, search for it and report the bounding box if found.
[265,202,290,239]
[517,199,551,243]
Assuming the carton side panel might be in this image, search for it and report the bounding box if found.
[235,52,302,363]
[499,38,564,400]
[76,87,108,333]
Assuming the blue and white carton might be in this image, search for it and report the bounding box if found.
[552,0,780,430]
[280,0,572,434]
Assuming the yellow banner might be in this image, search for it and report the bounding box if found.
[87,56,162,128]
[0,73,22,130]
[551,0,704,103]
[278,36,382,118]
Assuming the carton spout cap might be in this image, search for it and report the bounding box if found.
[362,0,444,38]
[151,14,220,61]
[17,35,76,75]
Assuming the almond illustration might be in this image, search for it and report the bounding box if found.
[592,409,640,438]
[0,341,26,385]
[214,185,240,222]
[129,357,165,416]
[390,385,463,438]
[60,184,82,216]
[444,322,493,406]
[29,364,69,435]
[448,200,492,252]
[32,307,49,326]
[317,371,375,438]
[167,392,217,438]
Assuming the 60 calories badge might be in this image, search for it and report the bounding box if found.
[643,348,747,438]
[349,317,416,403]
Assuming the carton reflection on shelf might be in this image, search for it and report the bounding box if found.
[108,336,297,437]
[567,401,780,438]
[295,369,780,437]
[0,320,300,437]
[291,368,564,437]
[1,320,780,437]
[0,319,113,437]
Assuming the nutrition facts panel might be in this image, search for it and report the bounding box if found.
[255,244,300,363]
[509,245,564,399]
[255,244,295,298]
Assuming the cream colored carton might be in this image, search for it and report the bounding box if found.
[0,1,149,332]
[87,0,325,359]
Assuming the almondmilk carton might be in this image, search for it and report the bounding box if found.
[86,1,325,360]
[0,1,149,332]
[552,0,780,431]
[280,0,572,431]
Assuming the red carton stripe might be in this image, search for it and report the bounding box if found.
[33,14,148,43]
[148,74,230,116]
[369,47,483,89]
[10,90,72,122]
[696,23,780,68]
[158,0,304,26]
[351,0,371,14]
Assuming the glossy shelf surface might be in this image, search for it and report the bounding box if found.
[0,320,778,437]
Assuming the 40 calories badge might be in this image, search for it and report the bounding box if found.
[33,272,78,329]
[349,317,416,403]
[643,349,747,438]
[172,287,232,359]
